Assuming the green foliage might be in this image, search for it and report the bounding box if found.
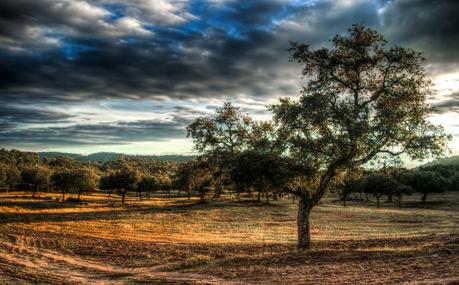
[267,24,450,247]
[187,102,253,155]
[99,164,141,204]
[44,156,78,169]
[330,168,363,206]
[450,174,459,191]
[0,149,39,166]
[138,174,171,193]
[185,25,450,249]
[0,162,20,190]
[51,168,98,201]
[21,166,51,196]
[362,173,398,208]
[183,159,214,201]
[402,170,447,202]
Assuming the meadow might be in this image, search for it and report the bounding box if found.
[0,191,458,284]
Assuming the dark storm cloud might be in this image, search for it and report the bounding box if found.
[380,0,459,70]
[0,0,458,148]
[0,105,75,124]
[2,0,457,105]
[0,119,186,146]
[0,0,303,107]
[434,92,459,114]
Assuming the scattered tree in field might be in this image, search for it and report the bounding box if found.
[21,166,51,197]
[51,170,73,201]
[270,24,449,248]
[174,161,194,196]
[71,168,99,201]
[113,165,141,204]
[51,168,98,202]
[450,173,459,191]
[231,150,294,203]
[137,173,171,200]
[393,184,413,208]
[406,170,446,203]
[187,102,252,155]
[184,159,214,202]
[0,162,20,191]
[362,173,398,208]
[99,173,116,197]
[137,176,158,200]
[331,168,363,207]
[187,102,254,198]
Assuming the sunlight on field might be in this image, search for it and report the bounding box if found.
[1,191,458,284]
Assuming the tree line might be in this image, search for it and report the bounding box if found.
[331,164,459,208]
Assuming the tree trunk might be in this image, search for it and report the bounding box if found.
[33,185,38,198]
[77,191,81,202]
[387,192,393,202]
[297,198,311,249]
[343,194,347,207]
[421,192,427,203]
[62,192,65,202]
[122,191,126,204]
[138,191,142,201]
[257,190,261,201]
[398,195,402,209]
[376,195,380,208]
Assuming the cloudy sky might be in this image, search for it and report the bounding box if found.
[0,0,458,156]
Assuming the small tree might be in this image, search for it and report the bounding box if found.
[185,160,214,202]
[71,168,98,201]
[0,162,20,192]
[113,165,141,204]
[137,173,170,200]
[52,168,98,202]
[450,173,459,192]
[187,102,253,199]
[21,166,51,197]
[393,184,413,208]
[409,170,446,202]
[51,170,72,201]
[331,168,363,207]
[99,173,116,197]
[362,173,398,208]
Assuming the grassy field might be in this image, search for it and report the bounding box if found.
[0,191,458,284]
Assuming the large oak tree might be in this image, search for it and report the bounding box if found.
[271,24,450,248]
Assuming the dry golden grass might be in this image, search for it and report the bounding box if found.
[0,191,458,284]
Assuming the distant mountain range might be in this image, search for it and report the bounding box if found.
[38,152,197,162]
[422,155,459,167]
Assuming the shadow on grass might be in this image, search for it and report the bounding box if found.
[0,197,288,224]
[158,234,459,272]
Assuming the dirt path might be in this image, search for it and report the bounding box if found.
[0,236,235,285]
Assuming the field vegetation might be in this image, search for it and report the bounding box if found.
[0,190,458,284]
